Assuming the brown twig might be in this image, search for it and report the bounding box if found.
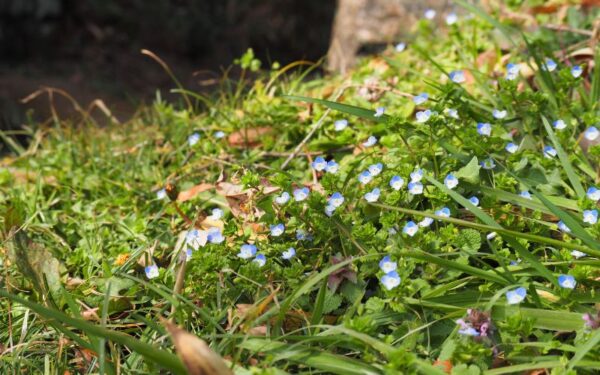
[542,24,593,36]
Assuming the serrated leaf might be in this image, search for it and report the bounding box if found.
[455,229,482,253]
[323,289,343,314]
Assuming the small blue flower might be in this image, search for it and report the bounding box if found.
[492,109,507,119]
[456,319,480,336]
[469,196,480,206]
[505,142,518,154]
[275,191,290,205]
[185,248,193,261]
[364,188,381,203]
[435,207,451,218]
[395,42,406,52]
[419,217,434,227]
[543,58,557,72]
[408,181,424,195]
[424,9,436,19]
[403,221,419,237]
[557,220,571,233]
[270,223,285,237]
[238,244,257,259]
[253,253,266,267]
[145,265,159,279]
[584,126,599,141]
[444,174,459,189]
[188,133,201,146]
[374,107,386,118]
[571,250,586,259]
[543,145,557,158]
[449,70,466,84]
[334,119,348,131]
[487,232,497,240]
[571,65,583,78]
[410,169,424,182]
[209,208,224,220]
[324,204,336,217]
[413,93,429,105]
[207,227,225,244]
[481,158,496,170]
[379,255,397,273]
[156,188,167,200]
[415,109,432,123]
[368,163,383,176]
[293,187,310,202]
[380,271,401,290]
[186,229,206,250]
[358,170,373,184]
[445,108,459,119]
[325,160,339,174]
[587,187,600,201]
[363,135,378,147]
[296,229,310,241]
[446,12,458,25]
[282,247,296,260]
[505,63,520,80]
[558,275,576,289]
[520,190,532,200]
[329,192,345,208]
[583,209,598,225]
[390,175,405,190]
[477,122,492,136]
[214,131,226,139]
[311,156,328,171]
[553,119,566,130]
[506,287,527,304]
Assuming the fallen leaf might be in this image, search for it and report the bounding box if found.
[177,183,214,202]
[227,127,272,148]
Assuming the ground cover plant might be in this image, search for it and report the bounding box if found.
[1,1,600,374]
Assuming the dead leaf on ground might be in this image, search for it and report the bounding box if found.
[227,127,272,148]
[177,183,214,202]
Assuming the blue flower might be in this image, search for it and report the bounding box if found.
[415,109,432,123]
[186,229,206,250]
[587,187,600,201]
[583,209,598,225]
[368,163,383,176]
[571,250,586,259]
[395,42,406,52]
[253,253,266,267]
[456,319,480,336]
[207,227,225,244]
[413,93,429,105]
[444,174,459,189]
[446,12,458,25]
[505,63,520,80]
[445,108,459,119]
[419,217,434,227]
[325,160,339,174]
[329,192,345,208]
[214,131,226,139]
[520,190,532,200]
[296,229,313,241]
[571,65,583,78]
[364,188,381,203]
[380,271,401,290]
[379,255,397,273]
[505,142,518,154]
[156,188,167,200]
[270,223,285,237]
[311,156,328,171]
[324,204,336,217]
[481,158,496,170]
[492,109,507,119]
[557,220,571,233]
[390,175,405,190]
[209,208,224,220]
[449,70,466,84]
[145,265,159,279]
[410,169,424,182]
[553,119,566,130]
[275,191,290,205]
[282,247,296,260]
[558,275,576,289]
[506,287,527,304]
[584,126,599,141]
[543,58,557,72]
[363,135,378,147]
[188,133,201,146]
[374,107,386,118]
[543,145,557,158]
[435,207,451,218]
[424,9,436,19]
[334,119,348,131]
[408,181,424,195]
[469,196,480,206]
[403,221,419,237]
[477,122,492,136]
[293,187,310,202]
[238,244,257,259]
[358,170,373,184]
[185,248,193,261]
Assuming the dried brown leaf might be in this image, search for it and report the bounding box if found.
[177,183,214,202]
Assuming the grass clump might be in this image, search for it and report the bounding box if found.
[1,2,600,374]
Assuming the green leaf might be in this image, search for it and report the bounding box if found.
[453,157,481,184]
[568,328,600,371]
[323,289,343,314]
[284,95,391,123]
[455,229,482,254]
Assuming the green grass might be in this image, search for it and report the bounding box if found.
[1,2,600,374]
